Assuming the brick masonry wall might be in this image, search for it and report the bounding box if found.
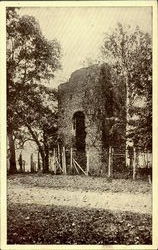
[58,64,113,175]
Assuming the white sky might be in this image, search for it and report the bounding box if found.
[20,7,152,88]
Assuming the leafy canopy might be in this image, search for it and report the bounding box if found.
[7,8,62,171]
[101,23,152,150]
[7,7,61,132]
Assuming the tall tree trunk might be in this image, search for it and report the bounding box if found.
[42,131,49,173]
[26,123,50,174]
[38,151,41,171]
[30,153,35,173]
[8,131,17,174]
[38,147,49,174]
[26,123,46,173]
[43,146,49,173]
[39,149,45,173]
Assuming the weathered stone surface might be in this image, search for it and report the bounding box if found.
[58,64,123,175]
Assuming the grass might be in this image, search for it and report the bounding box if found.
[8,203,152,245]
[8,173,151,194]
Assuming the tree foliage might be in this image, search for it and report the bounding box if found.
[7,7,62,173]
[15,84,58,173]
[101,23,152,150]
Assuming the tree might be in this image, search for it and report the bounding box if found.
[101,23,152,153]
[7,7,61,173]
[15,84,58,173]
[7,7,20,174]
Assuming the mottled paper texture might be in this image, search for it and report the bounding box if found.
[0,1,157,250]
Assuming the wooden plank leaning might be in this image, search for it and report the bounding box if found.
[73,158,87,175]
[73,160,79,174]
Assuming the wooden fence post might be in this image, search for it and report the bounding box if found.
[86,150,89,176]
[111,148,114,177]
[70,147,73,171]
[62,146,67,175]
[108,146,112,177]
[133,147,136,180]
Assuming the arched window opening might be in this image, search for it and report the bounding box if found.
[73,111,86,151]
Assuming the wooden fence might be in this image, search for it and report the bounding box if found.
[11,144,152,183]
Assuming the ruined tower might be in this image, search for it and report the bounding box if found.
[58,64,125,175]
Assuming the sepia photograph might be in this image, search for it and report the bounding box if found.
[1,0,157,248]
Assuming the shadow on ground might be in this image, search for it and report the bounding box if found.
[8,203,152,245]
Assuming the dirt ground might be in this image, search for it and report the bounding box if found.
[8,174,152,214]
[7,174,152,244]
[8,173,152,193]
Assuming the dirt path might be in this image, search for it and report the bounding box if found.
[8,184,152,214]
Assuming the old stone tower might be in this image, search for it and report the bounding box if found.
[58,64,125,175]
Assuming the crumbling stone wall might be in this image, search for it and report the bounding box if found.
[58,64,123,175]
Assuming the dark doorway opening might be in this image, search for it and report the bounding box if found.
[73,111,86,169]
